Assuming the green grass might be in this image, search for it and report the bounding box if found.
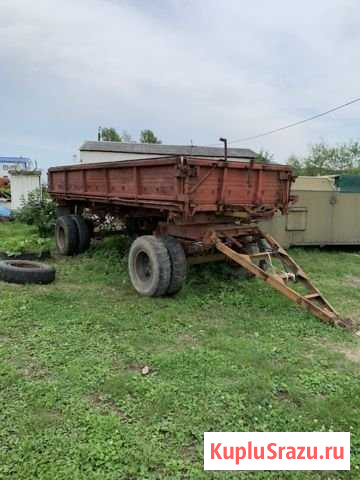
[0,221,52,255]
[1,223,360,479]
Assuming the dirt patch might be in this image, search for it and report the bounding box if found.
[127,363,153,375]
[127,362,142,373]
[336,345,360,364]
[9,356,50,379]
[178,333,197,345]
[90,393,128,419]
[22,363,49,379]
[320,338,360,364]
[181,444,199,461]
[344,275,360,287]
[53,283,119,295]
[274,390,291,401]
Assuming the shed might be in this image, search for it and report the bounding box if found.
[293,176,336,192]
[79,141,257,164]
[260,174,360,247]
[9,170,41,210]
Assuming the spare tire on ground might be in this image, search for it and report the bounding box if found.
[0,260,56,284]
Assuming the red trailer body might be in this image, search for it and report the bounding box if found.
[48,156,294,222]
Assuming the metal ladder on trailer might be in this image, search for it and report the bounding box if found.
[213,225,354,332]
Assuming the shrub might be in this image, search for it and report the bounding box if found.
[15,188,56,237]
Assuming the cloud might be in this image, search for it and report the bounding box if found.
[0,0,359,170]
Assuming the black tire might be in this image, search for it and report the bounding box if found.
[128,235,171,297]
[55,216,78,256]
[160,236,187,295]
[255,241,270,271]
[230,243,259,280]
[0,260,55,284]
[55,206,72,218]
[84,218,95,238]
[71,215,91,253]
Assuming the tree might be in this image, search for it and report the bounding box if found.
[287,155,303,176]
[100,127,122,142]
[286,140,360,176]
[121,130,132,143]
[255,149,273,163]
[139,129,161,144]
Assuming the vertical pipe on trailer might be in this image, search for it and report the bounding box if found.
[219,138,228,206]
[219,137,228,162]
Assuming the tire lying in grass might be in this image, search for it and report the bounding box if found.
[128,235,171,296]
[0,260,56,284]
[71,215,91,253]
[160,236,187,295]
[55,215,78,256]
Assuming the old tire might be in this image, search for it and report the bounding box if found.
[128,235,171,297]
[55,206,72,218]
[85,218,95,238]
[55,216,78,256]
[160,236,187,295]
[71,215,91,253]
[230,243,260,279]
[0,260,55,284]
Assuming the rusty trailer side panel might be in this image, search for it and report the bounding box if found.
[48,156,294,218]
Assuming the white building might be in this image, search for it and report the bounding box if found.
[79,141,257,164]
[9,170,41,210]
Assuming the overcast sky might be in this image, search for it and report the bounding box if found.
[1,0,359,170]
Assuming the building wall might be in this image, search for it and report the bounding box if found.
[292,176,336,191]
[80,151,165,163]
[80,150,244,164]
[9,172,41,210]
[259,189,360,247]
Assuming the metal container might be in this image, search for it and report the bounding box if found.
[260,175,360,246]
[48,156,294,221]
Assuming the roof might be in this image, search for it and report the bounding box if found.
[335,175,360,193]
[293,176,336,192]
[80,141,257,159]
[293,174,360,193]
[0,157,29,165]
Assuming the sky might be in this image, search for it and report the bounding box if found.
[0,0,360,171]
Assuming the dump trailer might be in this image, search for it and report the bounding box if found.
[48,156,351,331]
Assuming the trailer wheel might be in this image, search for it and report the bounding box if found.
[71,215,91,253]
[160,236,187,295]
[55,216,78,256]
[230,243,262,279]
[243,243,269,271]
[0,260,55,284]
[85,218,95,238]
[128,235,171,296]
[56,206,72,218]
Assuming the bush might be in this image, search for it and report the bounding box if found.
[15,188,56,237]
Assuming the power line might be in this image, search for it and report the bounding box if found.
[211,96,360,146]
